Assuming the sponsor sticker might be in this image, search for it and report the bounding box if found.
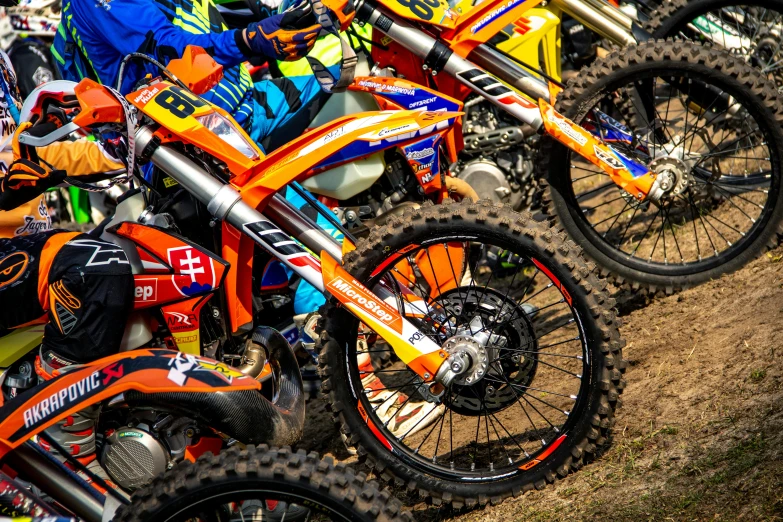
[553,116,588,147]
[593,145,624,170]
[409,96,437,109]
[357,80,415,96]
[470,0,525,33]
[134,278,158,302]
[378,123,418,138]
[165,311,198,332]
[119,431,144,439]
[166,352,244,386]
[327,276,402,331]
[418,170,435,183]
[23,371,102,429]
[323,127,345,143]
[133,86,160,105]
[406,147,435,160]
[168,246,216,296]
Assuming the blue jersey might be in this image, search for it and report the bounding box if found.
[52,0,256,128]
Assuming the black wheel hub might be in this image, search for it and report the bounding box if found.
[425,287,538,416]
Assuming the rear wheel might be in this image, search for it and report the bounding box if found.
[115,445,410,522]
[318,200,625,508]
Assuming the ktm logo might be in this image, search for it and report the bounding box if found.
[0,251,29,289]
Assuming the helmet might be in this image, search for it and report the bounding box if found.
[7,0,60,37]
[19,79,78,123]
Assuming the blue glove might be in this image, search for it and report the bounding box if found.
[244,11,321,62]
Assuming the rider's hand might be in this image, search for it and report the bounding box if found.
[2,158,65,192]
[243,11,321,62]
[0,122,64,211]
[0,157,65,211]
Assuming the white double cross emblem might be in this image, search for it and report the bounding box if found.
[179,249,205,283]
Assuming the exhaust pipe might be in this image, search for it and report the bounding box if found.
[124,326,305,447]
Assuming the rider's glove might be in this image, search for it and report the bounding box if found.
[242,11,321,62]
[1,122,67,211]
[0,159,65,211]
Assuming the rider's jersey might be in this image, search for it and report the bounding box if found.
[0,50,51,239]
[52,0,256,129]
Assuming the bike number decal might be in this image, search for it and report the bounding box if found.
[154,86,207,118]
[396,0,440,21]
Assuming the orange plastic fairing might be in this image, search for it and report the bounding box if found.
[72,79,124,127]
[167,46,224,95]
[235,109,461,209]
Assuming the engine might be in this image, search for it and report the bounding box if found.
[100,411,197,490]
[454,97,537,210]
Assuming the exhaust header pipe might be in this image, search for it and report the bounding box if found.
[124,327,305,447]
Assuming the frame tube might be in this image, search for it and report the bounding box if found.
[362,5,547,129]
[469,44,553,98]
[267,194,344,260]
[550,0,637,46]
[6,443,105,522]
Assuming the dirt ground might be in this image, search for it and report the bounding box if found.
[297,244,783,521]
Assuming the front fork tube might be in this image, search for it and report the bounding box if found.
[137,128,451,384]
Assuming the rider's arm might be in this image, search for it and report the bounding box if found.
[77,0,251,68]
[0,127,124,211]
[38,141,125,177]
[76,0,319,67]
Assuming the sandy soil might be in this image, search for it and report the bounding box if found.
[297,244,783,521]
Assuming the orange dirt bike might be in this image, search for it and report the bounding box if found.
[12,45,624,508]
[339,0,783,294]
[0,349,409,522]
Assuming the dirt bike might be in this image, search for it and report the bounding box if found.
[0,353,406,521]
[334,0,783,295]
[8,42,624,509]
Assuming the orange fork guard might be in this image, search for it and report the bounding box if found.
[539,99,655,199]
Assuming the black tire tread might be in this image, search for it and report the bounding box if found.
[316,199,626,508]
[643,0,697,36]
[642,0,783,38]
[114,445,412,522]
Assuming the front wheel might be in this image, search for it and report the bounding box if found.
[538,40,783,293]
[317,200,625,508]
[115,445,410,522]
